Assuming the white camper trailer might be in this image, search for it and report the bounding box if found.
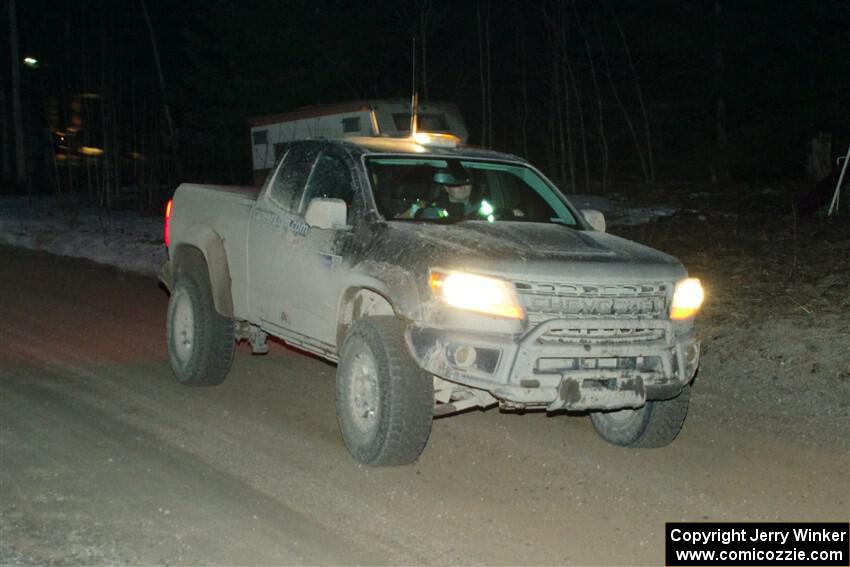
[248,99,468,185]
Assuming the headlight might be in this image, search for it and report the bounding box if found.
[670,278,704,320]
[429,271,524,319]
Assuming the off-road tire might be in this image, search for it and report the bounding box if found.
[336,317,433,466]
[589,384,691,448]
[166,265,235,386]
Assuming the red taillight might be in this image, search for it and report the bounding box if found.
[164,199,173,247]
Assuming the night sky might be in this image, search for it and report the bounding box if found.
[4,0,850,193]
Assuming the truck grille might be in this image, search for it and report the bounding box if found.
[534,326,665,343]
[513,280,670,342]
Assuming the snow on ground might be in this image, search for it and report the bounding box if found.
[0,194,676,276]
[0,197,167,276]
[568,193,678,226]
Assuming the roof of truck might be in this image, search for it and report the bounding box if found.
[336,136,528,163]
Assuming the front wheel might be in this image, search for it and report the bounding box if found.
[166,267,235,386]
[590,385,691,448]
[336,317,433,466]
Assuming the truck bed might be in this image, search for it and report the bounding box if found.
[168,183,260,317]
[180,183,260,201]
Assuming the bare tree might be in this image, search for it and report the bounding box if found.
[0,84,10,183]
[555,0,588,193]
[614,15,655,187]
[391,0,446,101]
[477,0,492,147]
[59,11,75,194]
[484,0,493,147]
[565,47,589,193]
[100,11,115,208]
[9,0,28,193]
[575,1,609,192]
[557,4,576,193]
[516,4,530,157]
[543,0,575,191]
[599,29,649,185]
[711,0,730,183]
[417,0,431,100]
[140,0,176,151]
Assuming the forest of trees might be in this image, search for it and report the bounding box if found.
[2,0,848,210]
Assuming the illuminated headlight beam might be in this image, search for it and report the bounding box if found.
[670,278,704,320]
[430,270,523,319]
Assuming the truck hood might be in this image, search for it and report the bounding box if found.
[379,220,687,282]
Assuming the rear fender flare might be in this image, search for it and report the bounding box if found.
[170,229,234,318]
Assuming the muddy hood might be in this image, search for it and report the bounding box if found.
[381,221,688,283]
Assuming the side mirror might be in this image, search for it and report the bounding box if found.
[305,198,348,230]
[581,209,606,232]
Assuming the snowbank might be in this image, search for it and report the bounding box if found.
[0,197,167,276]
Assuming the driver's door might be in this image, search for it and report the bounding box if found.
[246,142,319,334]
[284,148,358,347]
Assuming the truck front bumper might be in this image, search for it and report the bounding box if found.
[406,318,700,412]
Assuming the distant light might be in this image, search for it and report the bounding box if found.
[79,146,104,156]
[23,56,39,68]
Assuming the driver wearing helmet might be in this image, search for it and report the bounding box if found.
[396,170,476,220]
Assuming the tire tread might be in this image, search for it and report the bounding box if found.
[167,264,235,386]
[590,385,691,448]
[336,317,433,466]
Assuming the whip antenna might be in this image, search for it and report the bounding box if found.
[410,37,419,136]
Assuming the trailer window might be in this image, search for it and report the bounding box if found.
[342,117,361,134]
[392,113,450,134]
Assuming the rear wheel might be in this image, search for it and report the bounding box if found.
[336,317,433,466]
[166,265,235,386]
[590,385,691,448]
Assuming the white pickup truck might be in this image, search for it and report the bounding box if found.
[161,135,703,466]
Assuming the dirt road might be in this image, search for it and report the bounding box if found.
[1,246,847,565]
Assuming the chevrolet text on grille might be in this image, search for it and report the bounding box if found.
[526,296,665,316]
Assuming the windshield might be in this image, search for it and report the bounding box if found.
[365,157,580,226]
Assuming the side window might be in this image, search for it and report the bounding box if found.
[269,145,318,211]
[300,152,354,211]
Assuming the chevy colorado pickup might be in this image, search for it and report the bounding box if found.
[160,135,703,466]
